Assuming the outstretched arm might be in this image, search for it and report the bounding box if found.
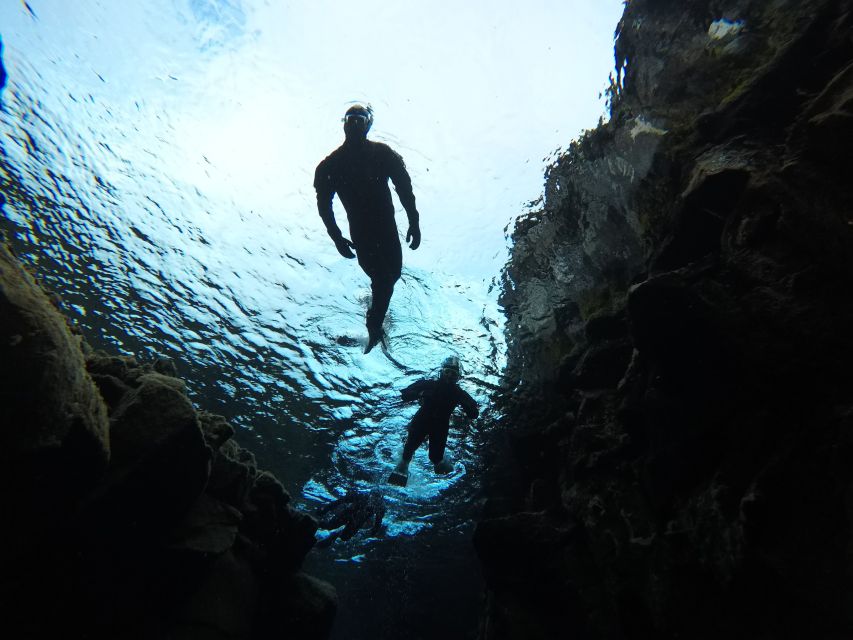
[314,163,355,259]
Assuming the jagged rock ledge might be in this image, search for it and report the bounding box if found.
[0,242,336,639]
[476,0,853,638]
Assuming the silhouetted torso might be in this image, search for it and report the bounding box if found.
[402,378,479,426]
[314,140,414,248]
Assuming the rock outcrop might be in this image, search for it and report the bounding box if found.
[0,243,336,639]
[477,1,853,638]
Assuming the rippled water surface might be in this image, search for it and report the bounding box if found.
[0,2,622,638]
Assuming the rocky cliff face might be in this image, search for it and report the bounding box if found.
[0,243,336,639]
[476,1,853,638]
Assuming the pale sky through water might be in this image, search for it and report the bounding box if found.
[171,0,626,279]
[1,0,624,282]
[0,0,627,525]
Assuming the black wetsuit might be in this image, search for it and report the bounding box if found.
[0,36,7,101]
[316,488,386,546]
[314,139,418,336]
[400,377,479,464]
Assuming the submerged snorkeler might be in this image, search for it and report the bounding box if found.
[314,487,386,547]
[388,356,479,487]
[0,35,7,105]
[313,104,421,354]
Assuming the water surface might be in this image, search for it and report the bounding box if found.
[0,2,622,637]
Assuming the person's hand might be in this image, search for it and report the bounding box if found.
[334,236,356,259]
[406,224,421,250]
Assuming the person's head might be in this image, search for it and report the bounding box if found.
[439,356,461,382]
[343,104,373,141]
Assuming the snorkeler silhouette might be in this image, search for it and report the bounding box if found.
[388,356,479,487]
[314,104,421,354]
[314,487,386,547]
[0,36,7,104]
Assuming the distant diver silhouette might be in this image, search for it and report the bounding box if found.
[314,104,421,354]
[388,356,479,487]
[0,35,7,105]
[314,487,386,547]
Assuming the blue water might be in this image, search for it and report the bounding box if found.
[0,2,621,638]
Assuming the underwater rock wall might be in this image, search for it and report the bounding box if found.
[478,0,853,638]
[0,243,336,639]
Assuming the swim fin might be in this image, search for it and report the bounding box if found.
[364,330,386,354]
[388,459,410,487]
[387,469,408,487]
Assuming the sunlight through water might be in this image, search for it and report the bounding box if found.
[0,1,624,637]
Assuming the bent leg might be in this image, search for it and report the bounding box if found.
[366,274,397,336]
[402,418,429,462]
[356,233,402,337]
[427,423,450,465]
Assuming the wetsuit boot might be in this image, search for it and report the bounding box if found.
[434,457,454,474]
[364,325,385,354]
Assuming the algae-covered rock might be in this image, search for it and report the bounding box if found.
[487,1,853,638]
[268,573,338,640]
[169,549,260,640]
[207,437,258,510]
[0,242,109,551]
[0,244,335,639]
[244,470,319,573]
[0,243,109,463]
[87,372,213,535]
[168,493,242,555]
